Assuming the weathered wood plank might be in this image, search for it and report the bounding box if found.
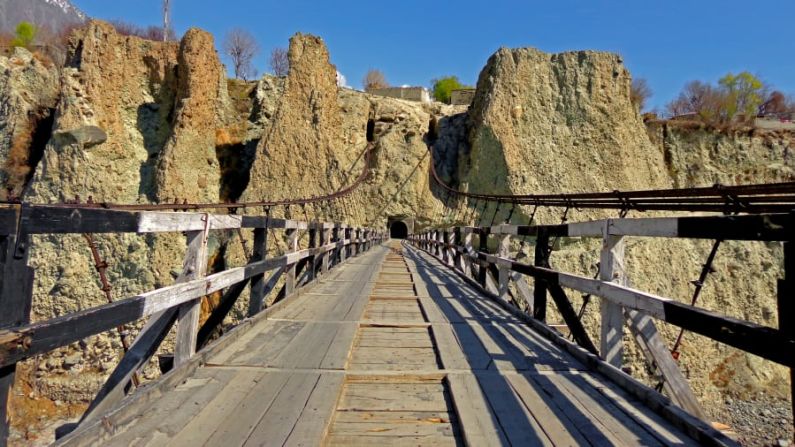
[0,251,311,368]
[175,225,210,367]
[446,373,508,446]
[477,372,554,446]
[625,309,707,420]
[243,372,321,446]
[202,371,291,445]
[0,233,33,445]
[168,368,266,446]
[284,373,345,447]
[600,230,625,368]
[505,372,590,446]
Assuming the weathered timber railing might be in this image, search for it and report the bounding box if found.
[408,213,795,435]
[0,204,385,442]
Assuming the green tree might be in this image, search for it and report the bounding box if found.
[718,71,765,122]
[431,76,468,103]
[11,21,37,49]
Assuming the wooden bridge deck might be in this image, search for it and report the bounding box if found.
[85,241,701,446]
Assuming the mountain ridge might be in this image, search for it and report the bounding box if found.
[0,0,86,36]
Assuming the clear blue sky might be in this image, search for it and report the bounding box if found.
[71,0,794,110]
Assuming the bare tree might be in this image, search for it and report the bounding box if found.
[269,47,289,76]
[665,80,724,121]
[630,78,652,112]
[223,28,260,81]
[362,69,388,91]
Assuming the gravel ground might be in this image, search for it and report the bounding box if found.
[715,395,793,446]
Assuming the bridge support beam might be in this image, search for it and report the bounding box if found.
[0,231,33,447]
[175,223,211,367]
[533,229,550,321]
[599,224,625,368]
[249,226,269,316]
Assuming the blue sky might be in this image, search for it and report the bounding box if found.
[71,0,794,111]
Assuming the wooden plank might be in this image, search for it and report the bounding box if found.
[547,284,599,355]
[243,372,321,447]
[137,212,242,233]
[271,322,338,369]
[505,372,590,446]
[429,324,468,370]
[533,229,550,321]
[577,373,699,446]
[552,373,666,446]
[600,230,625,368]
[79,307,179,424]
[284,373,345,447]
[337,383,448,412]
[523,372,618,446]
[175,225,210,367]
[625,309,707,420]
[321,322,358,370]
[203,371,292,445]
[325,433,458,446]
[477,372,554,446]
[225,320,305,366]
[446,373,508,446]
[159,368,264,446]
[285,229,298,296]
[248,226,269,316]
[0,251,310,368]
[329,420,456,437]
[0,233,33,445]
[95,369,236,445]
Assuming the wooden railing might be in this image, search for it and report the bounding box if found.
[408,213,794,432]
[0,204,385,441]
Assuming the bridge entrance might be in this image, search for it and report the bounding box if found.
[389,220,408,239]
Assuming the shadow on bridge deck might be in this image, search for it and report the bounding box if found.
[62,242,712,446]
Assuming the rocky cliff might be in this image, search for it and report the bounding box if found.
[647,120,795,187]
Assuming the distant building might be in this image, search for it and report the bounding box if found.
[450,88,476,106]
[368,86,430,103]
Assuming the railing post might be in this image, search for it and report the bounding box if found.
[446,229,455,267]
[344,227,352,259]
[174,217,210,367]
[285,228,298,295]
[600,220,625,368]
[441,229,449,264]
[462,228,473,277]
[498,234,511,302]
[477,227,489,288]
[533,228,550,321]
[0,226,33,445]
[308,224,318,282]
[248,225,269,316]
[437,230,443,258]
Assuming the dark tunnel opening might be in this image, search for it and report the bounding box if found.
[390,221,408,239]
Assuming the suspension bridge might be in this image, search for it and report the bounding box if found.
[0,146,793,445]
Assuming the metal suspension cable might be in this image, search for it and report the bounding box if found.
[1,143,375,213]
[426,145,795,214]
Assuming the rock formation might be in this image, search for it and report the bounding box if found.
[241,33,346,203]
[0,47,60,200]
[647,120,795,187]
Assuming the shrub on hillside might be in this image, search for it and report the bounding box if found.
[431,76,469,104]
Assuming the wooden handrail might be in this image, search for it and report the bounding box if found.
[408,211,795,429]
